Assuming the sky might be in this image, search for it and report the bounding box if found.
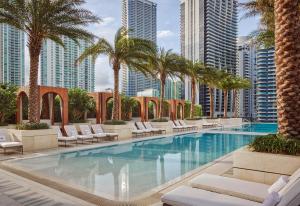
[25,0,260,91]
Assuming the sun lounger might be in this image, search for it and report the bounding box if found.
[0,129,23,154]
[52,126,77,147]
[172,121,184,132]
[136,122,154,134]
[64,125,93,144]
[79,125,106,142]
[162,169,300,206]
[174,120,190,131]
[179,120,198,130]
[144,122,166,134]
[132,125,148,138]
[91,124,119,141]
[202,119,222,128]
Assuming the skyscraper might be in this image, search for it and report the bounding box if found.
[0,24,25,86]
[121,0,159,96]
[237,36,257,120]
[256,47,277,122]
[180,0,238,116]
[40,37,95,92]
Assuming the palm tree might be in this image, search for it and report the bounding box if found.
[274,0,300,138]
[77,27,155,120]
[185,60,205,119]
[200,67,222,119]
[148,48,186,119]
[0,0,99,123]
[232,77,251,118]
[217,72,235,118]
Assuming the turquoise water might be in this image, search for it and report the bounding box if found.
[218,123,278,133]
[11,133,256,200]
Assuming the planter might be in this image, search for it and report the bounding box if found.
[86,118,97,124]
[9,129,58,152]
[233,147,300,184]
[218,118,242,126]
[150,121,173,134]
[101,123,134,140]
[0,124,17,129]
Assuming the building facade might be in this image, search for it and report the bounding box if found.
[40,37,95,92]
[0,24,25,86]
[121,0,160,96]
[180,0,238,116]
[236,36,257,120]
[256,47,277,122]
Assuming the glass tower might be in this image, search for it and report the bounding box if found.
[180,0,238,116]
[0,24,25,86]
[40,37,95,92]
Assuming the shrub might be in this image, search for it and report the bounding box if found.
[16,123,49,130]
[151,118,168,122]
[249,134,300,156]
[184,101,202,118]
[103,120,126,125]
[185,116,202,120]
[121,95,138,121]
[0,84,18,125]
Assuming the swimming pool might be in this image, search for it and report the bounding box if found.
[217,123,278,134]
[8,133,256,201]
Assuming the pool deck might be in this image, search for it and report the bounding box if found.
[0,128,251,206]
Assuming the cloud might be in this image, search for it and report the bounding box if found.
[101,17,115,26]
[157,30,175,38]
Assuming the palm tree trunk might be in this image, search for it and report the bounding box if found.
[28,38,42,123]
[275,0,300,138]
[112,64,120,120]
[190,78,196,119]
[223,90,228,118]
[159,78,166,119]
[233,89,238,118]
[209,87,214,119]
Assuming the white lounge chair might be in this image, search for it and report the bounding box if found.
[162,169,300,206]
[0,129,23,154]
[144,122,166,134]
[91,124,118,141]
[174,120,191,131]
[79,125,107,142]
[135,122,152,135]
[52,126,77,147]
[179,120,198,130]
[64,125,93,144]
[172,121,184,132]
[202,119,223,128]
[131,125,148,138]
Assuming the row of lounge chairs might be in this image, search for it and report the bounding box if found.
[162,169,300,206]
[133,122,167,138]
[54,124,118,147]
[172,120,198,132]
[0,129,23,154]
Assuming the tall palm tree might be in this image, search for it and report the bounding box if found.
[232,77,251,118]
[0,0,99,123]
[148,48,186,119]
[77,27,155,120]
[217,72,235,118]
[185,60,205,119]
[274,0,300,138]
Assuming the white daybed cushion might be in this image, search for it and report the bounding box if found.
[262,192,280,206]
[161,186,261,206]
[57,136,77,141]
[190,173,269,203]
[0,142,22,148]
[268,176,289,193]
[278,172,300,206]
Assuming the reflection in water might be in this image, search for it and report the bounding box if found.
[13,133,255,201]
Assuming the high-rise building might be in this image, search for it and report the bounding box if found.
[256,47,277,122]
[121,0,160,97]
[0,24,25,86]
[180,0,238,116]
[40,37,95,91]
[236,36,257,120]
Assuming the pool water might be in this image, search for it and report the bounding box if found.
[10,133,256,200]
[218,123,278,133]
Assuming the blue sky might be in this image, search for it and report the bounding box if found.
[82,0,260,91]
[25,0,260,90]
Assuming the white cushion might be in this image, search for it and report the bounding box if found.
[0,135,6,142]
[104,133,118,136]
[263,192,280,206]
[268,176,289,194]
[77,135,93,139]
[0,142,22,148]
[58,136,77,141]
[190,173,269,203]
[132,130,143,133]
[278,176,300,206]
[161,186,261,206]
[93,133,106,138]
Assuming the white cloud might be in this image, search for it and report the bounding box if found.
[101,17,115,26]
[157,30,175,38]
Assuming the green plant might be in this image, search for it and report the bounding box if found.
[68,88,95,123]
[0,84,18,125]
[103,120,126,125]
[16,123,49,130]
[249,134,300,156]
[185,117,202,121]
[0,0,99,123]
[151,118,168,122]
[121,95,138,121]
[185,101,202,118]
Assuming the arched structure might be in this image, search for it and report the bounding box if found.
[16,86,69,126]
[169,99,185,120]
[133,97,159,122]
